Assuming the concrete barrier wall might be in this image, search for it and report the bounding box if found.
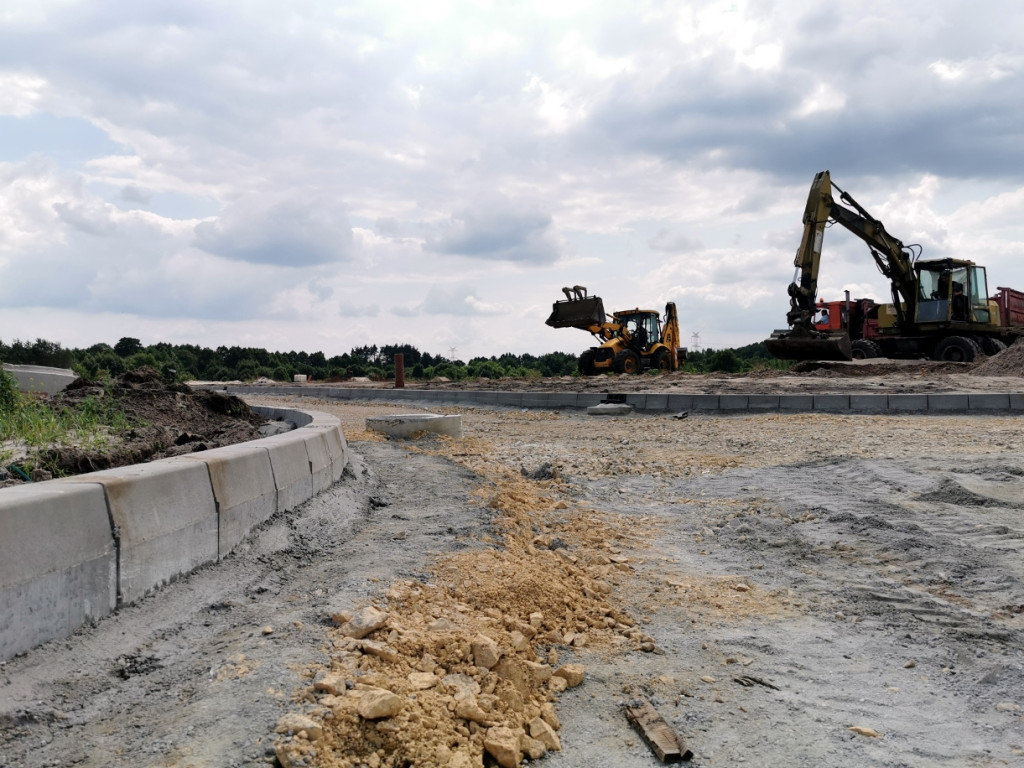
[0,406,348,662]
[222,385,1024,414]
[1,363,77,396]
[0,483,117,660]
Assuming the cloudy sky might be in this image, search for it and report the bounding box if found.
[2,1,1024,361]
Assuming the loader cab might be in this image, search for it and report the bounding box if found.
[915,260,990,324]
[615,310,661,352]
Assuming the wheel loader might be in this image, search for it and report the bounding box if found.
[765,170,1024,362]
[545,286,684,374]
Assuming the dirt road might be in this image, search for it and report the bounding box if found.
[2,395,1023,767]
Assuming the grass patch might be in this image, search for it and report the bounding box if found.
[0,370,136,473]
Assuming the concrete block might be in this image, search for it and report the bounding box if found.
[71,460,219,605]
[850,394,890,412]
[644,394,669,411]
[928,394,970,412]
[587,403,634,416]
[719,395,749,411]
[968,393,1010,410]
[178,444,278,558]
[1010,394,1024,411]
[813,394,850,412]
[886,394,928,412]
[577,393,605,408]
[0,483,116,661]
[692,395,720,411]
[666,394,694,412]
[495,392,523,407]
[779,395,814,411]
[366,413,463,438]
[624,394,648,410]
[256,431,314,513]
[545,393,579,408]
[748,395,780,411]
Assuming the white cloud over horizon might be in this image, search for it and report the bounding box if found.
[2,0,1024,361]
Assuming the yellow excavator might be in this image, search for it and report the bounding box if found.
[546,286,684,374]
[766,170,1021,362]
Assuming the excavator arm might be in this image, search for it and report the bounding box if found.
[769,170,920,361]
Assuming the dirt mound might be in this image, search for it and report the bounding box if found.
[7,368,267,481]
[972,339,1024,376]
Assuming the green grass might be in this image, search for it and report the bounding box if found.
[0,370,135,472]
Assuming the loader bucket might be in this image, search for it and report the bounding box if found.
[545,296,606,330]
[764,328,853,362]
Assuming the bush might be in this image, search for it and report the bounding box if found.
[0,369,20,413]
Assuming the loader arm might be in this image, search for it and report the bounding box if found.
[786,170,920,332]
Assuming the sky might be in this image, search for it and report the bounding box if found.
[2,0,1024,362]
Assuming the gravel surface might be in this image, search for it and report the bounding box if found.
[2,392,1023,767]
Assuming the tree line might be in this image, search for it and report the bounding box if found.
[0,336,788,383]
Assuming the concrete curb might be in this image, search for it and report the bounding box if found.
[219,385,1024,414]
[0,406,349,662]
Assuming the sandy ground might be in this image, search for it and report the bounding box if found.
[2,389,1023,767]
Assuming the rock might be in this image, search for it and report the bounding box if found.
[529,612,544,629]
[338,606,389,639]
[359,639,399,663]
[428,617,457,631]
[408,672,438,690]
[523,660,552,686]
[847,726,882,738]
[356,688,404,719]
[540,702,561,730]
[554,664,585,687]
[484,726,522,768]
[329,609,354,626]
[275,713,323,741]
[472,634,502,669]
[996,701,1021,712]
[275,741,308,768]
[455,697,493,725]
[520,734,547,760]
[417,653,438,673]
[548,676,568,693]
[314,672,348,695]
[528,716,562,751]
[509,631,530,653]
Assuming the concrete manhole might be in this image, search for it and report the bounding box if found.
[365,413,463,438]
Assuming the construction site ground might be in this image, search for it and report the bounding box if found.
[2,362,1024,767]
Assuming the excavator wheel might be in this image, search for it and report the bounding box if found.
[578,349,597,376]
[652,348,672,372]
[613,350,641,374]
[932,336,983,363]
[981,337,1008,356]
[850,339,882,359]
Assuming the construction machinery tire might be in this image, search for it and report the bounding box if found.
[932,336,983,363]
[980,337,1008,356]
[651,348,672,372]
[850,339,882,359]
[578,349,597,376]
[613,349,641,374]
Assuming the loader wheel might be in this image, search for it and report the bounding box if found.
[652,348,672,372]
[932,336,982,363]
[850,339,882,359]
[578,350,597,376]
[613,350,641,374]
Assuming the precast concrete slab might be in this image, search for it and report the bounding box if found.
[365,413,463,438]
[779,395,814,411]
[813,394,850,411]
[719,394,748,411]
[968,393,1011,410]
[692,395,720,411]
[177,444,278,558]
[625,394,648,410]
[495,392,523,407]
[1011,394,1024,411]
[644,394,669,411]
[587,403,634,416]
[577,393,605,408]
[69,460,219,605]
[666,394,694,412]
[850,394,889,412]
[748,395,781,411]
[887,394,929,411]
[0,482,116,661]
[256,431,315,512]
[928,394,970,411]
[1,363,77,396]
